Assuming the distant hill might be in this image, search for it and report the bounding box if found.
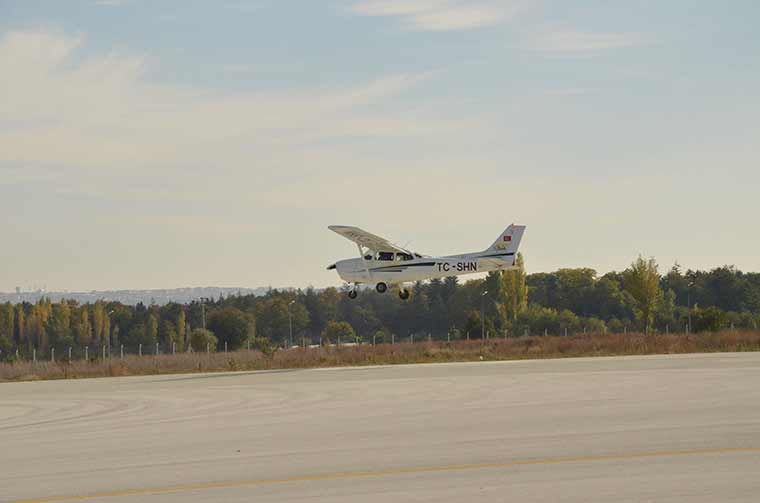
[0,287,275,306]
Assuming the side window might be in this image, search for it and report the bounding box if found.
[378,252,394,261]
[364,255,373,260]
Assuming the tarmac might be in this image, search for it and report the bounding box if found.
[2,352,760,502]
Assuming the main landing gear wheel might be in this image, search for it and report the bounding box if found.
[348,289,358,299]
[399,288,410,300]
[375,282,388,294]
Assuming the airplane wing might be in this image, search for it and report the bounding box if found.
[328,225,413,254]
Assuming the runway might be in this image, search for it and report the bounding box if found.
[2,352,760,502]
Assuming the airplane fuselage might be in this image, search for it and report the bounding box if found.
[333,252,516,286]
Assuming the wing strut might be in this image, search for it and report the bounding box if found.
[357,244,371,279]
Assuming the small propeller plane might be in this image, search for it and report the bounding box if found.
[327,223,526,300]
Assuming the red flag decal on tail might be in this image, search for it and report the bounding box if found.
[503,236,512,242]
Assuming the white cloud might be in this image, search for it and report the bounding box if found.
[350,0,516,31]
[525,30,647,56]
[0,30,453,170]
[93,0,127,6]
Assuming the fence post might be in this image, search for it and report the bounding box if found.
[102,345,106,361]
[391,334,395,345]
[411,334,414,344]
[16,348,19,360]
[155,342,159,355]
[138,344,142,357]
[373,334,376,345]
[68,347,72,360]
[85,346,89,361]
[51,347,55,362]
[120,344,124,359]
[666,324,669,334]
[173,342,176,355]
[33,348,36,363]
[206,342,210,354]
[224,341,228,353]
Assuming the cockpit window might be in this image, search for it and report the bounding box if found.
[377,252,395,261]
[364,255,373,260]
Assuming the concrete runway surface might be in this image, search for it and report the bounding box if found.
[2,352,760,502]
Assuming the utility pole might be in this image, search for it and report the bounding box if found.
[481,290,488,340]
[687,281,694,334]
[288,300,295,348]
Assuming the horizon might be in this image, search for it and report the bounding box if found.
[1,257,753,299]
[2,1,759,292]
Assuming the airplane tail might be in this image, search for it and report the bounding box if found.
[483,224,525,255]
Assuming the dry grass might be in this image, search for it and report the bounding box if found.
[2,331,760,382]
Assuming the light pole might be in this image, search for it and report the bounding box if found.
[687,281,694,334]
[481,290,488,340]
[107,309,115,356]
[288,300,295,348]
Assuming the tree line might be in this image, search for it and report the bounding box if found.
[1,255,759,359]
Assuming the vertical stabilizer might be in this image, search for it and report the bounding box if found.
[485,224,525,254]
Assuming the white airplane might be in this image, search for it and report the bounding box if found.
[327,223,526,299]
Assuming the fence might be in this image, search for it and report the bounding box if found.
[0,322,744,365]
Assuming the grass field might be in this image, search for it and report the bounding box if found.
[2,330,760,382]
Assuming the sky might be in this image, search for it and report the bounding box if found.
[1,0,759,292]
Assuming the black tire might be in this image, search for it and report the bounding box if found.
[399,289,410,300]
[376,282,388,294]
[348,289,358,299]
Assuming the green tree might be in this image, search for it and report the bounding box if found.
[207,307,255,350]
[483,272,505,328]
[582,317,607,333]
[692,306,728,332]
[500,252,528,321]
[655,289,677,331]
[189,328,217,351]
[463,310,495,339]
[321,321,357,344]
[622,256,662,333]
[146,313,159,349]
[0,303,14,352]
[176,310,186,352]
[15,305,26,349]
[255,298,308,345]
[92,302,107,346]
[161,320,177,348]
[48,300,73,348]
[27,303,49,354]
[73,306,92,346]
